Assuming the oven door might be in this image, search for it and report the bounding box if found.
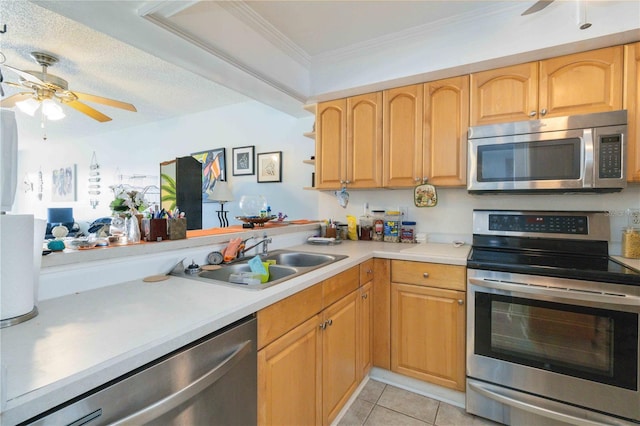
[467,269,640,422]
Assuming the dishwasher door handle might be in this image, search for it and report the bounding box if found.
[111,339,252,426]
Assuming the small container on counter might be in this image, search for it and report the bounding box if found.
[622,227,640,258]
[401,221,416,243]
[372,210,385,241]
[359,215,372,240]
[384,210,401,242]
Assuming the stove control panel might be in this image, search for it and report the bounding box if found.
[488,214,588,234]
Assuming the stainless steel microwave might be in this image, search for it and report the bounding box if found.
[467,110,627,194]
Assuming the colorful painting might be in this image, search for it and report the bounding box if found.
[192,148,226,201]
[51,164,76,202]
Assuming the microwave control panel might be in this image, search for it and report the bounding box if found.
[599,134,622,179]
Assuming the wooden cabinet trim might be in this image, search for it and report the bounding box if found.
[391,259,466,291]
[372,258,391,369]
[624,42,640,182]
[323,265,360,308]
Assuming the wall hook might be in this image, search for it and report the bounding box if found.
[0,25,6,34]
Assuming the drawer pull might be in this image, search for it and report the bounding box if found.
[423,272,429,278]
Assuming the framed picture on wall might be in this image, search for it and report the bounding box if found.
[257,151,282,183]
[51,164,77,202]
[191,148,226,201]
[232,146,255,176]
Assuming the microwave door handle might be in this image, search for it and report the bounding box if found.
[468,278,640,311]
[467,381,617,426]
[583,128,595,187]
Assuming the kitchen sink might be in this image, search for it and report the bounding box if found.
[172,249,347,290]
[262,251,339,267]
[199,263,298,282]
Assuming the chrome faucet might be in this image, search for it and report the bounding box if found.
[239,233,272,257]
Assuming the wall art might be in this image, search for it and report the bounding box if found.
[232,145,255,176]
[257,151,282,183]
[51,164,77,202]
[191,148,226,201]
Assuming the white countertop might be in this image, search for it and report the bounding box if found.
[0,240,470,425]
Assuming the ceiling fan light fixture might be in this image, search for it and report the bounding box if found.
[41,99,65,121]
[15,97,40,116]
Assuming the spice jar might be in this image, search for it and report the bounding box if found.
[401,221,416,243]
[372,210,385,241]
[384,210,401,242]
[622,228,640,258]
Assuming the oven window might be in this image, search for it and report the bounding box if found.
[475,293,638,390]
[477,138,581,182]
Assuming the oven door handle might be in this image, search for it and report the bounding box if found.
[468,278,640,311]
[468,381,621,426]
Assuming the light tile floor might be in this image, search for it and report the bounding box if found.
[338,379,501,426]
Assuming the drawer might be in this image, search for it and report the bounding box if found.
[359,259,374,285]
[323,266,359,307]
[391,260,466,291]
[257,283,323,349]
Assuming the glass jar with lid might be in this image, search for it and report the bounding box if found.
[372,210,385,241]
[622,209,640,258]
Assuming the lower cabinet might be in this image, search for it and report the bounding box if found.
[390,260,466,391]
[257,265,368,426]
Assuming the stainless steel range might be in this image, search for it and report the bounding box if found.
[466,210,640,426]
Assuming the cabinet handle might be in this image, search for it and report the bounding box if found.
[362,293,368,300]
[540,108,547,116]
[367,269,373,275]
[529,111,537,117]
[423,272,429,278]
[414,177,420,182]
[319,321,326,330]
[327,319,333,326]
[458,299,464,305]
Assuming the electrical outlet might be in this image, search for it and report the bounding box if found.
[629,209,640,226]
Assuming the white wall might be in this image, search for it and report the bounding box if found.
[13,99,640,256]
[14,101,317,230]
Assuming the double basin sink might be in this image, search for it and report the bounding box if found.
[173,249,348,290]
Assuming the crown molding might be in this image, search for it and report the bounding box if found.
[218,1,311,69]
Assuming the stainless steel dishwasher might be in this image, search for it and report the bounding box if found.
[22,315,257,425]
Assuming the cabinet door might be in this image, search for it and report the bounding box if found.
[372,258,391,370]
[316,99,347,189]
[540,46,623,118]
[423,76,469,186]
[383,84,424,187]
[358,281,373,380]
[322,291,359,425]
[470,62,538,125]
[624,42,640,183]
[391,283,466,391]
[258,314,323,426]
[347,92,383,188]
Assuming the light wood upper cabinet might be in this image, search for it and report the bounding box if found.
[540,46,623,118]
[316,94,382,189]
[316,99,347,189]
[624,42,640,183]
[423,76,469,186]
[471,46,623,126]
[347,93,383,188]
[383,84,424,187]
[470,62,538,126]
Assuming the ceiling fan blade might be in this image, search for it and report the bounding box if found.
[521,0,554,16]
[0,64,46,85]
[64,100,112,122]
[0,92,34,108]
[73,91,137,112]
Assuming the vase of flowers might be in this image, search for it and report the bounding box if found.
[110,185,148,243]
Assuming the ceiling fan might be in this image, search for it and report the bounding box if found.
[521,0,555,16]
[0,51,136,122]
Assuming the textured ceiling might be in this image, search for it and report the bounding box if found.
[0,1,250,142]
